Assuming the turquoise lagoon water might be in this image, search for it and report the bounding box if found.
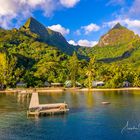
[0,90,140,140]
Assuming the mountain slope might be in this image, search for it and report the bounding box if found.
[21,17,50,41]
[98,23,139,47]
[78,23,140,64]
[20,17,77,55]
[1,18,140,88]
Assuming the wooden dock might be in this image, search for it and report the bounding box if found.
[29,92,39,109]
[27,92,69,117]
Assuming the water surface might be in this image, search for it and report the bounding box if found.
[0,90,140,140]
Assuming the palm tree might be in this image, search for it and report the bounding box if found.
[68,52,79,87]
[85,57,96,89]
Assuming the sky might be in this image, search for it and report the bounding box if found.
[0,0,140,47]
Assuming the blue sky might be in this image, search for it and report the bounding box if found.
[0,0,140,47]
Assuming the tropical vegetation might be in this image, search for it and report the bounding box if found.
[0,18,140,89]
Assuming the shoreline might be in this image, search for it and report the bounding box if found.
[0,87,140,93]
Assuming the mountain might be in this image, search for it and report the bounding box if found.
[21,17,49,41]
[112,23,124,29]
[81,23,140,64]
[1,18,140,88]
[20,17,76,55]
[98,23,139,47]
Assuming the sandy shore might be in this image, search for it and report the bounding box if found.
[0,87,140,93]
[80,87,140,91]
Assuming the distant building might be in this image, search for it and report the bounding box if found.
[16,82,27,88]
[0,84,4,90]
[65,80,82,88]
[123,81,131,87]
[51,83,63,87]
[92,81,104,87]
[44,81,51,87]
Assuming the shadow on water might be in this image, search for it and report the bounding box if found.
[69,107,85,114]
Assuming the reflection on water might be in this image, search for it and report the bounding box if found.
[85,91,95,108]
[0,90,140,140]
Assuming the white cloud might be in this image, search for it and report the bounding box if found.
[0,0,17,16]
[103,0,140,35]
[60,0,80,8]
[78,40,98,47]
[108,0,140,19]
[27,0,44,7]
[82,23,100,34]
[75,23,100,35]
[48,24,70,35]
[129,0,140,17]
[125,19,140,29]
[0,0,80,28]
[68,40,77,46]
[0,0,28,28]
[104,0,140,35]
[69,39,98,47]
[104,18,140,35]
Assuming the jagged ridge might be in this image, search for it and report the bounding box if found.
[20,17,76,55]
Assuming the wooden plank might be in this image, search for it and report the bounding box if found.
[38,103,67,108]
[29,92,39,109]
[39,109,69,113]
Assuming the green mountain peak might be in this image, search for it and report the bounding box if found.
[23,17,45,29]
[21,17,49,41]
[20,17,78,55]
[98,23,138,47]
[112,23,125,30]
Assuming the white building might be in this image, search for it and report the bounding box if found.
[92,81,104,87]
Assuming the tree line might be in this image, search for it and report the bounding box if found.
[0,51,140,89]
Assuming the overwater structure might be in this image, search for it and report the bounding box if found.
[27,92,69,117]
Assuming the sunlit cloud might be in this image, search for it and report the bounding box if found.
[48,24,70,36]
[69,39,98,47]
[0,0,80,28]
[60,0,80,8]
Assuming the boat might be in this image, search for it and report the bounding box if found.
[101,102,111,105]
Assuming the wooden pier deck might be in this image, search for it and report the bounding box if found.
[29,92,39,109]
[27,92,69,117]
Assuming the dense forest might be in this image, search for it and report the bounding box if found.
[0,17,140,89]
